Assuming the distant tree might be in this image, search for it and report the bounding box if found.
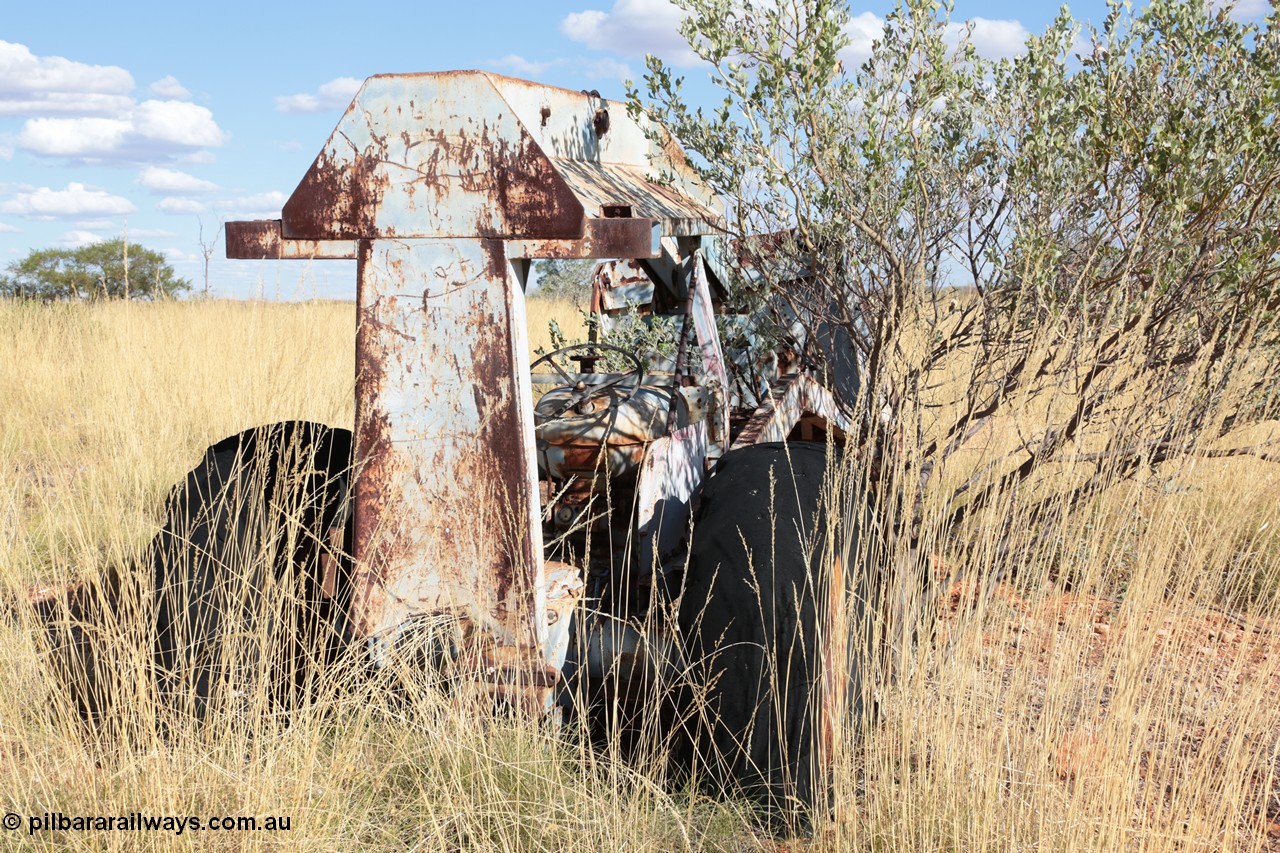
[0,239,190,302]
[196,216,222,299]
[536,258,595,301]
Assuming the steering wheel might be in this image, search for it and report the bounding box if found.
[530,343,645,424]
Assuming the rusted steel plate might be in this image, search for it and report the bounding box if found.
[551,159,721,230]
[284,74,585,242]
[351,237,549,661]
[635,420,708,573]
[505,217,658,261]
[542,560,584,701]
[534,385,672,480]
[691,254,730,444]
[591,259,654,310]
[278,72,720,244]
[589,259,655,335]
[599,279,654,312]
[482,74,722,230]
[481,75,640,161]
[225,219,357,260]
[729,372,852,452]
[637,236,688,310]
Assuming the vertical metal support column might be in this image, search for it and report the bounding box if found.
[350,238,547,671]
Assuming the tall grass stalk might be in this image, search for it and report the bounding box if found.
[0,297,1276,850]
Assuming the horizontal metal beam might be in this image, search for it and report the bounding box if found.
[505,217,658,260]
[225,220,357,260]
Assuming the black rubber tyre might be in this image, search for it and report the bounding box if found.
[676,441,859,832]
[149,421,355,721]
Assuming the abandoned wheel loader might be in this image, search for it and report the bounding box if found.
[32,72,874,825]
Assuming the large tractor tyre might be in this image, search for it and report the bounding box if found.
[676,441,861,831]
[149,421,355,722]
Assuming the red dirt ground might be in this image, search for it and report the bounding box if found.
[937,574,1280,850]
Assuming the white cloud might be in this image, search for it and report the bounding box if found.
[1069,30,1092,61]
[75,218,114,229]
[129,227,176,239]
[840,13,1030,68]
[1212,0,1270,19]
[491,54,629,85]
[158,197,206,215]
[18,100,227,162]
[0,40,134,117]
[561,0,700,67]
[952,18,1030,60]
[840,12,884,69]
[132,100,227,147]
[274,77,363,114]
[0,183,136,220]
[493,55,558,78]
[281,140,303,152]
[20,117,131,155]
[586,58,633,82]
[0,92,135,117]
[0,46,227,167]
[179,150,217,165]
[60,230,104,247]
[0,222,19,233]
[217,191,288,218]
[161,247,199,262]
[138,166,218,194]
[558,4,1027,75]
[149,75,190,99]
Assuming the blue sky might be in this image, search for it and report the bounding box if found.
[0,0,1269,299]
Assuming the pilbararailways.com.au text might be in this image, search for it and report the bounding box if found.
[6,812,291,835]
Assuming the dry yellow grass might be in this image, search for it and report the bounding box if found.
[526,294,589,356]
[1,296,1277,851]
[1,299,355,589]
[852,450,1280,851]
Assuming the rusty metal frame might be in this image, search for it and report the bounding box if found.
[226,71,723,714]
[728,372,851,452]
